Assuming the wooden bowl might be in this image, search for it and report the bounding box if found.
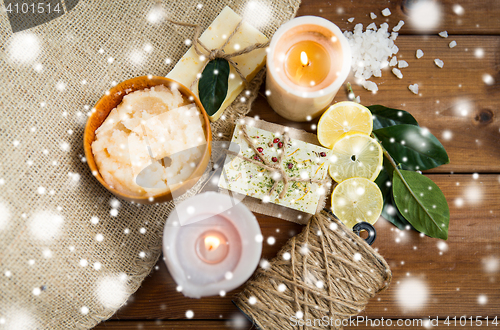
[84,76,212,204]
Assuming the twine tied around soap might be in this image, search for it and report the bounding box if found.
[224,124,330,199]
[167,19,270,90]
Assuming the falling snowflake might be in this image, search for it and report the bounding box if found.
[482,256,499,273]
[29,211,64,242]
[96,275,129,309]
[478,295,488,305]
[407,1,442,31]
[483,74,494,85]
[259,259,270,270]
[255,234,263,243]
[267,236,276,245]
[396,278,429,311]
[185,310,194,318]
[60,142,70,151]
[56,81,66,91]
[129,50,144,66]
[7,33,41,63]
[0,201,11,232]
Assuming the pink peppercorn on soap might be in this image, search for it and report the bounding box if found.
[218,122,331,214]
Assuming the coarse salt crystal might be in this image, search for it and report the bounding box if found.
[438,31,448,38]
[370,12,377,19]
[354,96,361,103]
[344,20,401,89]
[389,56,398,66]
[382,8,391,16]
[398,60,409,68]
[348,17,355,23]
[393,20,405,32]
[392,68,403,79]
[362,80,378,92]
[449,40,457,48]
[390,32,398,40]
[408,84,419,94]
[434,58,444,68]
[416,49,424,59]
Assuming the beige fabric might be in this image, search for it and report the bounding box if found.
[0,0,300,329]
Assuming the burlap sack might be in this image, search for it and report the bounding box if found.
[0,1,300,329]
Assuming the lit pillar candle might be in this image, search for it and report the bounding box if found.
[163,192,262,298]
[266,16,351,122]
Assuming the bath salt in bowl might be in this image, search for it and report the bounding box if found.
[84,76,212,204]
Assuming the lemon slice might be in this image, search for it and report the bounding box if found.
[329,134,383,183]
[317,101,373,148]
[331,177,383,228]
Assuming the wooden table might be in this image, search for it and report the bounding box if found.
[95,0,500,328]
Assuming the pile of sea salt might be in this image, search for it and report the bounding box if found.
[344,20,404,93]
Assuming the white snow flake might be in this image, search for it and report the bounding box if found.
[96,275,129,309]
[29,211,64,242]
[0,201,11,232]
[482,74,494,85]
[7,33,41,63]
[396,278,429,310]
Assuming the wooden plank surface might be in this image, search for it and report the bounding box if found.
[298,0,500,35]
[96,319,499,329]
[102,174,500,321]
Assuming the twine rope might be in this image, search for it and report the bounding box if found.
[236,211,392,330]
[167,19,270,90]
[224,124,329,199]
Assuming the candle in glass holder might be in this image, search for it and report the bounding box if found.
[163,192,262,298]
[266,16,351,122]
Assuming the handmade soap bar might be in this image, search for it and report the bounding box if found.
[167,6,268,121]
[218,124,331,214]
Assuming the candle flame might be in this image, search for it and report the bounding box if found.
[205,236,220,251]
[300,51,309,66]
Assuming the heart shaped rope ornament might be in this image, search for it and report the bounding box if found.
[235,210,392,330]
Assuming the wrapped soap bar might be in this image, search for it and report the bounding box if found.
[219,120,332,215]
[167,6,268,121]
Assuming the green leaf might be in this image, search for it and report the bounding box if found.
[382,191,415,231]
[392,169,450,239]
[375,167,415,231]
[198,59,230,117]
[369,105,419,130]
[373,124,449,171]
[375,167,391,201]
